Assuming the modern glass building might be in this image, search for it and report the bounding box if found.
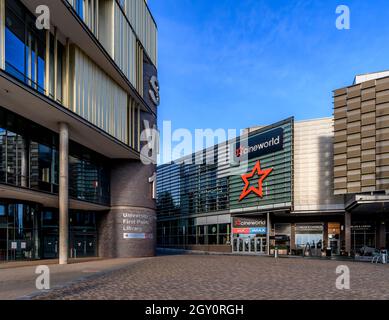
[157,117,347,256]
[0,0,159,263]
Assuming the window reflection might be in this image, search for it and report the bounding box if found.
[5,0,46,93]
[0,106,110,205]
[5,0,63,101]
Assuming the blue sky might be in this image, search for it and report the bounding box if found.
[148,0,389,160]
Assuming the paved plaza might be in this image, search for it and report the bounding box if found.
[26,255,389,300]
[0,258,148,300]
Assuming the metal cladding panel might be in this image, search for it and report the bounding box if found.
[72,46,128,144]
[333,77,389,194]
[114,1,137,87]
[229,119,293,212]
[123,0,157,67]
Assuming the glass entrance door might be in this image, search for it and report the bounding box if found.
[71,234,97,258]
[255,237,266,254]
[232,236,267,254]
[42,235,58,259]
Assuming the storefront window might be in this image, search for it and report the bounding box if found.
[351,223,376,253]
[207,224,217,245]
[218,223,230,245]
[295,223,323,248]
[197,225,205,245]
[0,202,40,262]
[0,204,100,262]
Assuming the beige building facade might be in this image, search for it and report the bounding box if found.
[333,72,389,255]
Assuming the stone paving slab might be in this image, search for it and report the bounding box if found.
[0,258,148,300]
[31,255,389,300]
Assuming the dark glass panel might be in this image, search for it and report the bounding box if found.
[4,8,25,81]
[0,128,6,183]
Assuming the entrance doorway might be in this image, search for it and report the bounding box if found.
[232,236,267,254]
[328,222,341,255]
[42,235,58,259]
[71,234,97,258]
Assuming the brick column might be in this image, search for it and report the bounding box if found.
[99,160,156,258]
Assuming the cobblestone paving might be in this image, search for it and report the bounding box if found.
[33,255,389,300]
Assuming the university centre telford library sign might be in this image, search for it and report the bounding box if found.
[229,118,293,213]
[232,217,267,235]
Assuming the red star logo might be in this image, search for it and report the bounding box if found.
[239,160,273,201]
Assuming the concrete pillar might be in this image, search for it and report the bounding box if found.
[323,222,328,249]
[59,123,69,265]
[290,223,296,252]
[345,211,351,255]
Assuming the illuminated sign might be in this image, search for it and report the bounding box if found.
[235,127,283,160]
[232,217,267,234]
[232,227,267,234]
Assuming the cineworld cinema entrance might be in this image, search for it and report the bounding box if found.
[232,216,268,254]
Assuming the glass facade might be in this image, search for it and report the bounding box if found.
[0,201,99,262]
[0,106,110,205]
[157,218,230,247]
[4,0,64,100]
[157,155,229,218]
[157,119,293,250]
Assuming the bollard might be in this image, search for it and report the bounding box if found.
[274,248,278,259]
[382,251,387,264]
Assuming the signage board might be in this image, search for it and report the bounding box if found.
[232,217,267,234]
[233,217,267,228]
[234,127,284,160]
[232,227,267,235]
[123,233,153,239]
[295,224,323,234]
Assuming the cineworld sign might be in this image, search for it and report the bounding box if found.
[235,127,284,160]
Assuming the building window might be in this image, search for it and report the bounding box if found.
[5,0,46,94]
[0,106,110,205]
[351,222,376,253]
[75,0,84,20]
[295,223,323,249]
[218,223,230,245]
[118,0,125,10]
[207,224,217,245]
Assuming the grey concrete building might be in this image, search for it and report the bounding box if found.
[0,0,159,263]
